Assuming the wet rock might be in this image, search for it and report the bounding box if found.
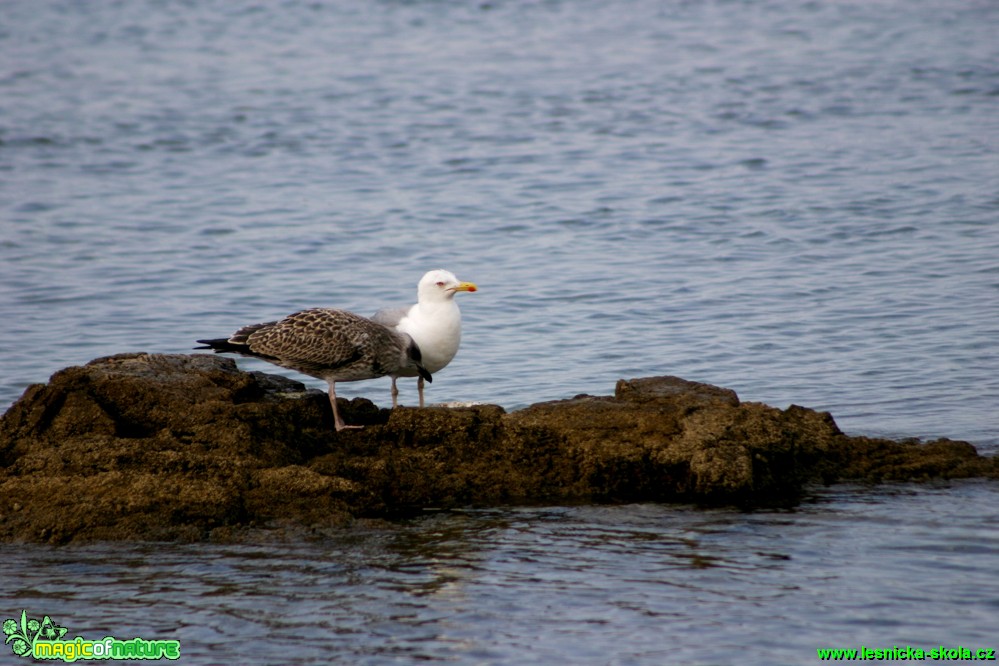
[615,375,740,407]
[0,355,995,543]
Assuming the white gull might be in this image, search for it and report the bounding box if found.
[372,269,477,407]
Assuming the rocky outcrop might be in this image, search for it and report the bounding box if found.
[0,353,994,544]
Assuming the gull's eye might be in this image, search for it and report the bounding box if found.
[436,281,446,287]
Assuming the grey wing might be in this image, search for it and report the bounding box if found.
[371,305,410,329]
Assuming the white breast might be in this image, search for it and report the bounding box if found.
[397,300,462,374]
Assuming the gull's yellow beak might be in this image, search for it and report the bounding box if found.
[453,281,478,293]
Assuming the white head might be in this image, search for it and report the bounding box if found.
[417,269,478,303]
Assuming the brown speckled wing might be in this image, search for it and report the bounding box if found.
[241,308,404,381]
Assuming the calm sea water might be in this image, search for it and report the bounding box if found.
[1,1,997,663]
[4,484,999,665]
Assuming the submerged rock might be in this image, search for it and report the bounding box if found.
[0,353,994,544]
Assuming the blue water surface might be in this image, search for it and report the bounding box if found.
[1,1,997,663]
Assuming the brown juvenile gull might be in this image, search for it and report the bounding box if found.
[372,269,477,408]
[196,308,431,431]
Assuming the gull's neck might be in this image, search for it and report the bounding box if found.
[412,296,458,320]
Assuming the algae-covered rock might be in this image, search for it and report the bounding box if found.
[0,354,994,543]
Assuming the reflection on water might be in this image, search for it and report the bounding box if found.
[4,482,998,664]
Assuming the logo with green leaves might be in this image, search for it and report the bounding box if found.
[4,611,68,657]
[3,611,179,661]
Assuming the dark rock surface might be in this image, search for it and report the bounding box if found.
[1,353,995,544]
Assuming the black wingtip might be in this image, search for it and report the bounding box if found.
[194,338,237,353]
[406,337,433,383]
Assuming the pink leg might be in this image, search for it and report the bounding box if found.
[328,381,362,431]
